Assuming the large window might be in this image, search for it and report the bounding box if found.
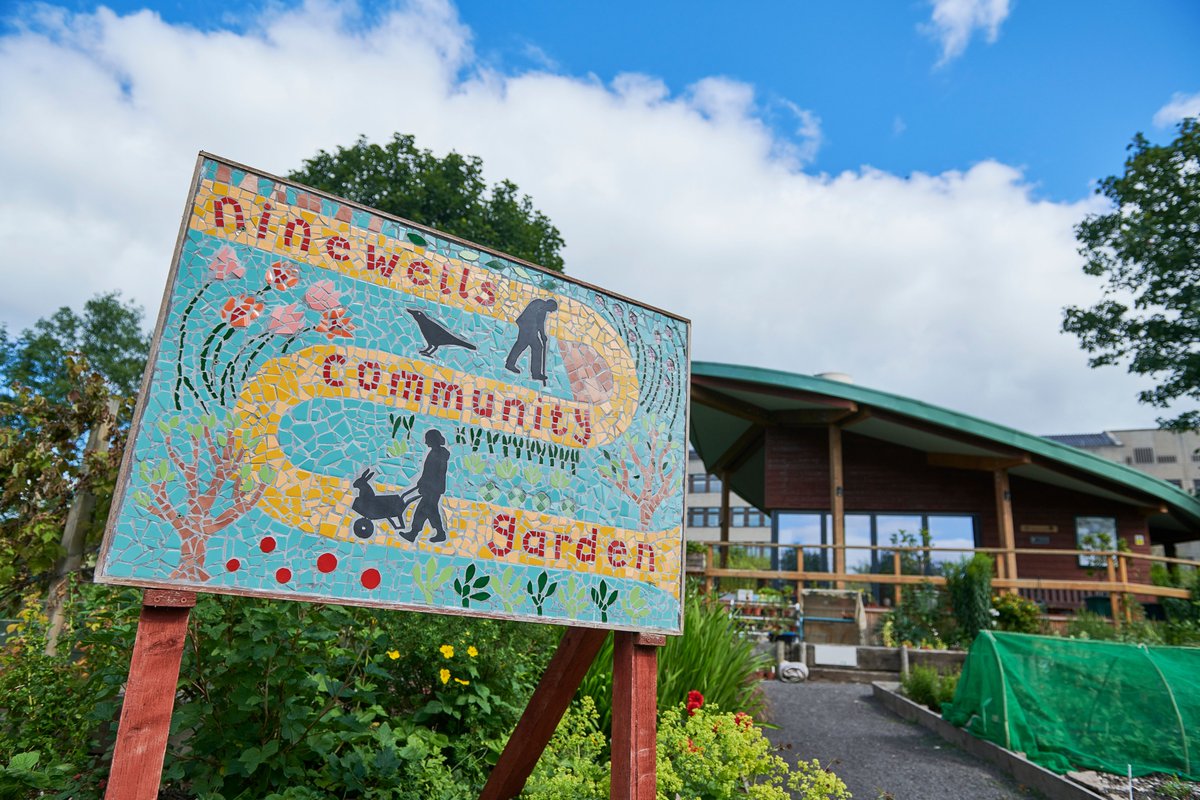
[773,511,978,575]
[1076,516,1116,568]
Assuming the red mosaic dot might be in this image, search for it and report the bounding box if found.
[361,568,381,589]
[260,537,277,553]
[275,567,292,583]
[317,553,337,573]
[226,558,240,572]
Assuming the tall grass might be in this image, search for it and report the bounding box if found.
[576,587,772,734]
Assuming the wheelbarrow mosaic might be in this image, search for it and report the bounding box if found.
[96,153,691,633]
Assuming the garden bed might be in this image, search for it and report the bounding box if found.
[873,682,1200,800]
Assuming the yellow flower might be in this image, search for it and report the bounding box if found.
[467,646,478,658]
[439,644,455,659]
[387,650,400,660]
[455,678,470,686]
[440,668,450,684]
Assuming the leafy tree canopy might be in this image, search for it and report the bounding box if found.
[0,291,150,404]
[289,133,566,272]
[1063,118,1200,430]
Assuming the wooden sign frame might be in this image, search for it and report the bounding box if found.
[100,154,687,798]
[106,590,664,800]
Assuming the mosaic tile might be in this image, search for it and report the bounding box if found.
[96,155,691,633]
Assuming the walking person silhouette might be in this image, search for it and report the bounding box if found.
[398,429,450,544]
[504,298,558,384]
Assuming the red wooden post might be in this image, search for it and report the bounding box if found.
[610,632,664,800]
[105,589,196,800]
[479,626,609,800]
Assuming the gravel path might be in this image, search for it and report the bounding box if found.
[760,681,1042,800]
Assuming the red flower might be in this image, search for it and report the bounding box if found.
[686,738,700,753]
[220,295,264,327]
[686,689,704,716]
[316,307,355,339]
[268,261,299,290]
[734,711,753,729]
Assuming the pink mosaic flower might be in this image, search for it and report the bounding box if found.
[268,303,306,335]
[316,308,355,339]
[304,280,342,311]
[268,261,299,290]
[221,295,264,327]
[209,245,244,280]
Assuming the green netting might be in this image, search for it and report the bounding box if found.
[943,631,1200,779]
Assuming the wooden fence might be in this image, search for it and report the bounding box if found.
[687,541,1200,628]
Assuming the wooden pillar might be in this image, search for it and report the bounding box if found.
[481,627,608,800]
[829,426,845,588]
[1106,555,1122,629]
[611,632,663,800]
[719,473,731,569]
[1118,554,1132,624]
[993,469,1018,593]
[892,551,902,606]
[105,589,196,800]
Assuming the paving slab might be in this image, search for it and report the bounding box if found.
[760,681,1042,800]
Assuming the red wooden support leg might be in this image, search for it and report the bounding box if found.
[105,589,196,800]
[611,632,664,800]
[480,626,609,800]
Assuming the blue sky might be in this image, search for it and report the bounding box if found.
[1,0,1197,433]
[38,0,1200,201]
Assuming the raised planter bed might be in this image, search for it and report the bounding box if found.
[871,681,1104,800]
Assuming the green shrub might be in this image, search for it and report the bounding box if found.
[992,592,1043,634]
[524,698,850,800]
[521,697,608,800]
[943,554,994,646]
[576,588,772,735]
[901,664,959,712]
[657,701,850,800]
[883,581,948,649]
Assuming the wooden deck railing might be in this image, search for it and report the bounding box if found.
[686,541,1199,628]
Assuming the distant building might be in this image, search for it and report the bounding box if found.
[684,448,772,543]
[1044,429,1200,495]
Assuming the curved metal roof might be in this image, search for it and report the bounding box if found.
[690,362,1200,537]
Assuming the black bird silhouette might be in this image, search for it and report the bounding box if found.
[406,308,477,357]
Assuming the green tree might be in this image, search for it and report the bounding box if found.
[0,291,150,404]
[1062,118,1200,430]
[289,133,566,271]
[0,358,126,605]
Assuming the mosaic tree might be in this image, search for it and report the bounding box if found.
[599,416,680,530]
[136,417,272,581]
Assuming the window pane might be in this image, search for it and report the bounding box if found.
[926,516,976,569]
[1076,517,1116,568]
[776,512,827,572]
[846,514,873,574]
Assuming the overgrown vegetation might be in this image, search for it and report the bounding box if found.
[942,553,994,647]
[523,694,851,800]
[901,664,959,713]
[576,588,772,735]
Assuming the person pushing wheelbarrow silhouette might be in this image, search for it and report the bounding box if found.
[397,429,450,544]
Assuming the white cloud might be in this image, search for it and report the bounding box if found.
[0,0,1168,433]
[1154,91,1200,128]
[923,0,1011,66]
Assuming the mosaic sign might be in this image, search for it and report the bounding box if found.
[96,154,690,633]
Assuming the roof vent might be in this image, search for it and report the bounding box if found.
[816,372,854,384]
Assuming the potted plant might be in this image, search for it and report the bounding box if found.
[685,540,708,571]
